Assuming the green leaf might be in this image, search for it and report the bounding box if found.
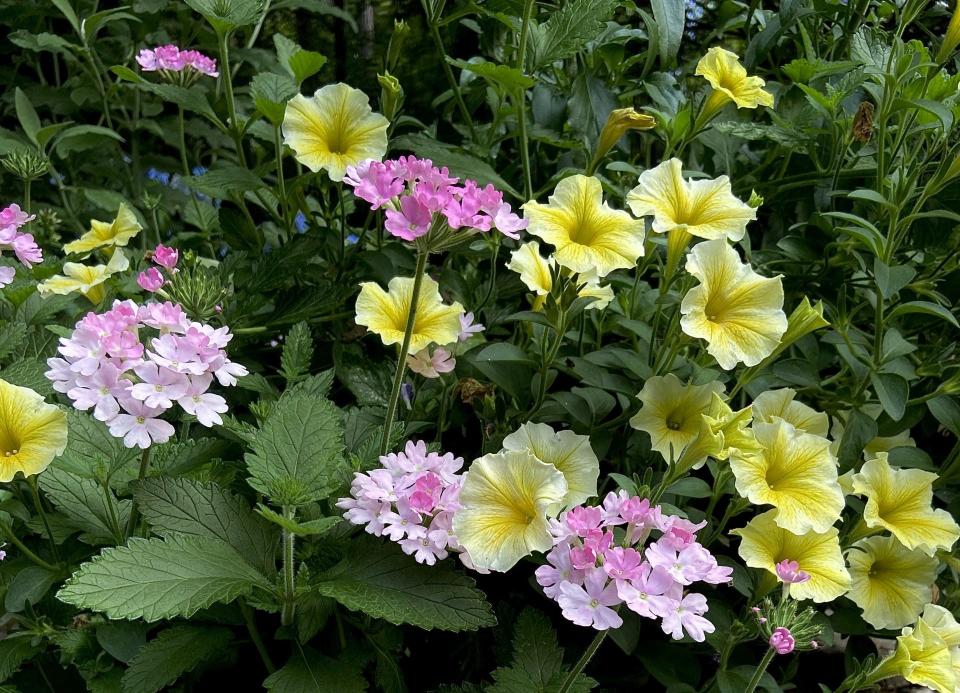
[121,625,232,693]
[256,504,341,536]
[57,535,271,621]
[313,541,496,631]
[51,0,81,32]
[447,58,534,92]
[0,359,53,395]
[182,0,263,34]
[465,343,535,402]
[0,323,27,362]
[134,477,277,576]
[250,72,298,126]
[0,637,39,683]
[531,0,618,69]
[568,72,616,145]
[183,165,267,198]
[8,30,77,54]
[280,321,314,385]
[650,0,685,66]
[245,394,348,506]
[264,647,367,693]
[887,300,959,328]
[873,258,915,299]
[55,409,138,482]
[928,396,960,437]
[837,410,878,472]
[13,88,41,147]
[96,621,149,664]
[82,8,140,43]
[288,50,327,85]
[4,567,56,613]
[40,465,130,544]
[52,124,125,157]
[870,372,908,421]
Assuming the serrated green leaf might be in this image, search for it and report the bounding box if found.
[280,321,314,385]
[256,504,341,536]
[121,625,232,693]
[40,465,130,544]
[55,409,138,482]
[288,50,327,86]
[0,636,38,683]
[264,647,367,693]
[447,58,534,92]
[250,72,298,126]
[245,394,347,506]
[0,323,27,362]
[8,30,77,54]
[57,535,271,621]
[0,359,54,395]
[313,541,496,631]
[531,0,617,69]
[182,0,263,34]
[183,165,267,197]
[134,477,277,575]
[284,370,334,399]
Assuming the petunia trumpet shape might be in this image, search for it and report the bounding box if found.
[0,379,68,481]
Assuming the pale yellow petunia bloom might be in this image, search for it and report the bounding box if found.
[0,379,68,482]
[522,175,645,278]
[37,250,129,304]
[730,419,844,534]
[453,450,568,572]
[282,83,389,182]
[704,393,757,460]
[732,509,851,603]
[629,374,724,463]
[502,422,599,508]
[506,242,614,311]
[869,617,957,693]
[626,159,756,242]
[850,452,960,556]
[847,535,938,630]
[680,239,787,370]
[922,604,960,648]
[752,388,829,438]
[355,274,463,355]
[64,203,142,255]
[696,47,774,110]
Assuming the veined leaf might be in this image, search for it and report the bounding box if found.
[250,72,298,126]
[531,0,618,69]
[280,321,314,385]
[40,466,130,544]
[264,647,367,693]
[121,625,233,693]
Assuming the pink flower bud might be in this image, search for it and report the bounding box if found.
[152,244,179,269]
[769,627,796,655]
[775,559,811,584]
[137,267,164,292]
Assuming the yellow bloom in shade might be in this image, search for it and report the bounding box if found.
[871,617,957,693]
[37,250,129,304]
[850,453,960,556]
[0,379,68,482]
[507,242,615,312]
[63,203,141,255]
[629,374,724,462]
[922,604,960,647]
[502,422,599,508]
[730,419,843,534]
[704,393,757,460]
[626,159,756,242]
[847,535,937,630]
[282,83,389,182]
[453,450,568,572]
[758,297,830,367]
[355,274,463,355]
[752,388,829,438]
[680,239,787,370]
[732,509,850,603]
[522,175,645,278]
[696,47,774,110]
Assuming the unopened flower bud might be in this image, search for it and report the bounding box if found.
[592,108,656,171]
[748,189,764,208]
[386,19,411,72]
[769,627,796,655]
[1,150,48,181]
[378,72,404,122]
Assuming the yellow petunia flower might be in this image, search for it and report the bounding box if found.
[37,250,129,304]
[696,47,774,112]
[522,175,645,278]
[629,374,724,463]
[732,509,851,603]
[63,203,142,255]
[626,159,756,242]
[870,617,957,693]
[704,393,757,460]
[0,379,68,482]
[730,419,843,534]
[453,450,568,572]
[847,535,937,630]
[355,274,463,355]
[502,422,599,508]
[758,297,830,367]
[506,242,614,312]
[850,452,960,556]
[680,239,787,370]
[922,604,960,647]
[282,83,389,182]
[752,388,829,438]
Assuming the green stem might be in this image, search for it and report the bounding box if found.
[337,181,347,275]
[557,628,608,693]
[23,178,30,213]
[240,600,276,674]
[274,125,290,233]
[380,249,430,455]
[745,647,776,693]
[423,3,476,139]
[0,522,58,572]
[27,477,59,564]
[217,32,247,168]
[281,505,297,626]
[124,447,152,539]
[178,106,207,240]
[515,0,535,200]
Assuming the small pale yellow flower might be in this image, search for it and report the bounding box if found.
[847,535,938,630]
[522,175,645,278]
[502,422,599,508]
[63,203,142,255]
[0,379,68,481]
[752,388,829,438]
[37,250,129,304]
[730,419,843,534]
[453,450,568,572]
[629,374,724,463]
[696,47,774,110]
[680,239,787,370]
[704,393,757,460]
[732,509,850,603]
[850,452,960,556]
[870,617,957,693]
[282,83,389,182]
[507,242,614,311]
[355,274,463,355]
[626,159,756,242]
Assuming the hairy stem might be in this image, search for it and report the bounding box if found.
[745,646,776,693]
[124,447,152,539]
[281,505,297,626]
[558,628,608,693]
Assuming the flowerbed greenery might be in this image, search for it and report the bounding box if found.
[0,0,959,690]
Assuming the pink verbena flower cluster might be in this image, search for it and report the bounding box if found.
[45,299,247,449]
[536,491,732,640]
[137,244,179,293]
[136,45,218,78]
[344,157,527,241]
[0,204,42,288]
[336,440,467,566]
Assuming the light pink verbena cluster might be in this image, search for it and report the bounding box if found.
[344,157,527,241]
[0,204,42,287]
[136,45,218,77]
[137,243,179,293]
[45,300,247,449]
[537,492,732,639]
[336,441,468,566]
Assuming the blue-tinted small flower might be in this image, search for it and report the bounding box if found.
[401,382,415,408]
[346,233,360,245]
[294,211,308,233]
[191,165,208,176]
[146,168,171,185]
